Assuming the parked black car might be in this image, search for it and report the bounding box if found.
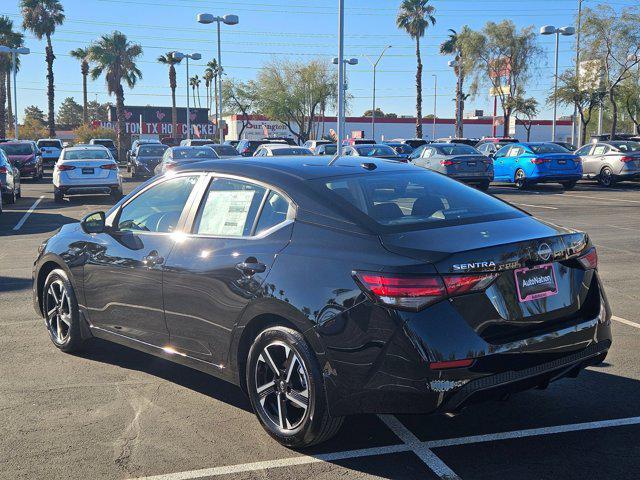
[32,157,611,448]
[89,139,118,161]
[130,143,168,179]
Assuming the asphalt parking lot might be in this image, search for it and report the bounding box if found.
[1,171,639,480]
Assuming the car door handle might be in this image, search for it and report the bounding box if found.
[236,260,267,275]
[143,250,165,266]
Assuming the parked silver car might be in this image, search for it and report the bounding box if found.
[411,143,493,190]
[575,141,640,187]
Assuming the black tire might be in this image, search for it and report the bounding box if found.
[514,169,528,190]
[477,181,490,192]
[16,183,21,199]
[598,166,616,187]
[42,269,85,353]
[560,181,577,190]
[5,188,16,204]
[54,188,64,203]
[246,326,343,448]
[111,188,124,201]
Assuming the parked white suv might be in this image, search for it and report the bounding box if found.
[53,146,123,203]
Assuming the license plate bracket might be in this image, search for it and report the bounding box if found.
[82,167,94,175]
[558,160,567,164]
[514,263,558,302]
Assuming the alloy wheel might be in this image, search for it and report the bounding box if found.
[515,169,526,189]
[600,167,613,187]
[254,341,309,431]
[45,279,72,345]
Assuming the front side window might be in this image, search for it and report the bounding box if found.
[575,145,592,156]
[117,175,199,233]
[193,178,267,237]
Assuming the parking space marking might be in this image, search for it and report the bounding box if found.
[553,193,640,204]
[512,202,558,210]
[13,196,45,231]
[131,443,411,480]
[378,414,461,480]
[612,315,640,330]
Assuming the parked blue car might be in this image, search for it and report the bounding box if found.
[492,142,582,190]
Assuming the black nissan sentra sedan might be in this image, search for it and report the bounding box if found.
[32,156,611,447]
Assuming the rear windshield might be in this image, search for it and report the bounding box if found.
[64,149,111,160]
[0,144,34,155]
[138,145,168,156]
[272,148,312,156]
[393,144,414,154]
[187,139,213,146]
[173,147,218,159]
[314,170,524,232]
[610,141,640,152]
[92,140,115,147]
[37,140,62,148]
[354,145,396,156]
[529,143,569,154]
[437,145,479,155]
[211,145,239,156]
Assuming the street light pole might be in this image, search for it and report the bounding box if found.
[541,25,575,141]
[336,0,345,156]
[365,45,391,141]
[171,51,201,141]
[0,45,30,140]
[197,13,239,144]
[573,0,583,145]
[432,74,437,140]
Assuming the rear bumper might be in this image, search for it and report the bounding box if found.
[617,171,640,181]
[57,183,121,195]
[452,175,493,184]
[18,165,39,176]
[529,174,582,184]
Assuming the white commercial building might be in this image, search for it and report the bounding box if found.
[225,114,573,144]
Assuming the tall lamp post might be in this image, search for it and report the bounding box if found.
[540,25,575,141]
[197,13,239,144]
[0,45,30,140]
[171,51,201,140]
[364,45,391,141]
[332,56,358,148]
[448,59,463,138]
[431,74,437,140]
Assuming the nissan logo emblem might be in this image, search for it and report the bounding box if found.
[537,243,553,261]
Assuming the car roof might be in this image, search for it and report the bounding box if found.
[177,156,411,181]
[64,145,110,151]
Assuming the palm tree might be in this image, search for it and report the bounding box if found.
[206,59,219,123]
[203,68,214,114]
[89,31,142,161]
[157,52,182,138]
[69,47,90,124]
[396,0,436,139]
[440,28,465,138]
[190,75,201,108]
[0,16,24,138]
[21,0,65,138]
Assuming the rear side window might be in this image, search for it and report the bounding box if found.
[255,192,289,235]
[193,178,267,237]
[316,170,523,232]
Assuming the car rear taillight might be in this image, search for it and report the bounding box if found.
[0,166,7,174]
[56,164,76,171]
[530,158,550,164]
[354,272,498,311]
[440,160,455,166]
[100,164,118,170]
[620,156,635,163]
[577,247,598,269]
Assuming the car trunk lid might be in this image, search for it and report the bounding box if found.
[62,159,115,179]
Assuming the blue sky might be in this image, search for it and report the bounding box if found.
[3,0,637,122]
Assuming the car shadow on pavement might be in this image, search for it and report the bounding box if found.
[0,210,80,236]
[0,276,32,292]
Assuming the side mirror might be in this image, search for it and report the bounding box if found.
[488,153,495,159]
[81,211,106,234]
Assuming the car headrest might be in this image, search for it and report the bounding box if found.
[369,202,403,221]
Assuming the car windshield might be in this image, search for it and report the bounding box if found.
[610,141,640,152]
[210,145,239,156]
[319,145,337,155]
[355,145,396,156]
[529,143,569,154]
[314,170,523,232]
[438,145,479,155]
[138,145,168,156]
[64,149,111,160]
[272,148,312,156]
[173,147,218,159]
[37,140,61,148]
[92,140,115,147]
[0,144,33,155]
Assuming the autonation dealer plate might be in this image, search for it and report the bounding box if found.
[514,263,558,302]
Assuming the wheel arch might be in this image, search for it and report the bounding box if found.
[34,255,76,317]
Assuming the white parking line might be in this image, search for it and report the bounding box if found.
[378,414,461,479]
[612,315,640,330]
[12,196,44,231]
[512,202,558,210]
[131,415,640,480]
[554,193,640,204]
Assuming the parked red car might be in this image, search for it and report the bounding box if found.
[0,141,43,180]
